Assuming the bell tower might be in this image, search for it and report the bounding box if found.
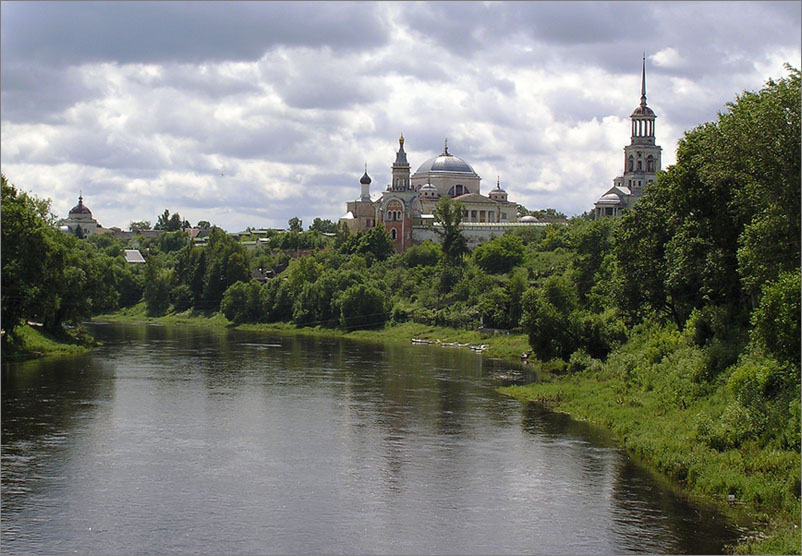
[391,134,411,191]
[623,54,662,202]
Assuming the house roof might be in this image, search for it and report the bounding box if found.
[124,249,146,263]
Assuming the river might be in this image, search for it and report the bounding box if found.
[1,323,740,554]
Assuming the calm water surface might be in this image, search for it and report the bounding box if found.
[2,323,740,554]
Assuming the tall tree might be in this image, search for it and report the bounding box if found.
[1,175,119,336]
[433,197,468,262]
[288,216,303,232]
[155,209,185,232]
[1,175,60,335]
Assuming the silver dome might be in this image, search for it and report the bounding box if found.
[415,154,476,174]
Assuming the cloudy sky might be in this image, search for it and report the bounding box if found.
[2,1,800,232]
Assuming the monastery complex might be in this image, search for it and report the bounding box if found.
[340,55,662,251]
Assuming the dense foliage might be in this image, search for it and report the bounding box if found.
[2,176,133,342]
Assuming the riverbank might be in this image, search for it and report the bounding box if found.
[1,324,94,360]
[500,329,801,555]
[91,303,532,363]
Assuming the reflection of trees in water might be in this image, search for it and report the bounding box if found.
[520,402,740,554]
[608,457,741,554]
[2,353,115,502]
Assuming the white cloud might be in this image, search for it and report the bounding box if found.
[651,47,685,69]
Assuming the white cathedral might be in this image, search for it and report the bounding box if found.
[340,136,532,252]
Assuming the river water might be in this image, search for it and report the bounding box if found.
[2,323,740,554]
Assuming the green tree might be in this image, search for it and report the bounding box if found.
[221,280,264,324]
[472,234,525,274]
[1,176,60,335]
[615,66,800,332]
[433,197,467,262]
[288,216,303,232]
[170,284,193,312]
[115,261,144,307]
[521,269,624,361]
[750,270,801,369]
[568,218,616,303]
[521,273,581,360]
[129,220,151,232]
[309,217,337,234]
[158,230,189,253]
[339,226,394,262]
[339,282,388,331]
[45,238,119,325]
[143,258,172,316]
[155,209,185,232]
[403,241,441,267]
[201,228,249,311]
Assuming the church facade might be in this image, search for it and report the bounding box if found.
[594,55,662,219]
[59,195,100,237]
[341,136,528,252]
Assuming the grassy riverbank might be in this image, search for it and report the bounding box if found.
[500,323,801,555]
[92,303,531,362]
[1,324,94,360]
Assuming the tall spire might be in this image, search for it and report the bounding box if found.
[443,138,449,156]
[640,52,647,107]
[394,133,408,166]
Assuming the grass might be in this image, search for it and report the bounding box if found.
[2,324,94,360]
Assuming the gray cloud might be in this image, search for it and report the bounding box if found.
[0,63,102,123]
[0,1,388,66]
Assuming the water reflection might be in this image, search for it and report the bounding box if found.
[1,323,740,555]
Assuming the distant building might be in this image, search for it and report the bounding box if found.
[59,195,100,236]
[594,55,662,219]
[341,136,540,252]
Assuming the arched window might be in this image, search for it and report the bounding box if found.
[628,156,634,172]
[647,156,655,172]
[447,184,466,198]
[637,160,642,171]
[390,228,398,240]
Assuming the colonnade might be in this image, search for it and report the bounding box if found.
[632,119,654,137]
